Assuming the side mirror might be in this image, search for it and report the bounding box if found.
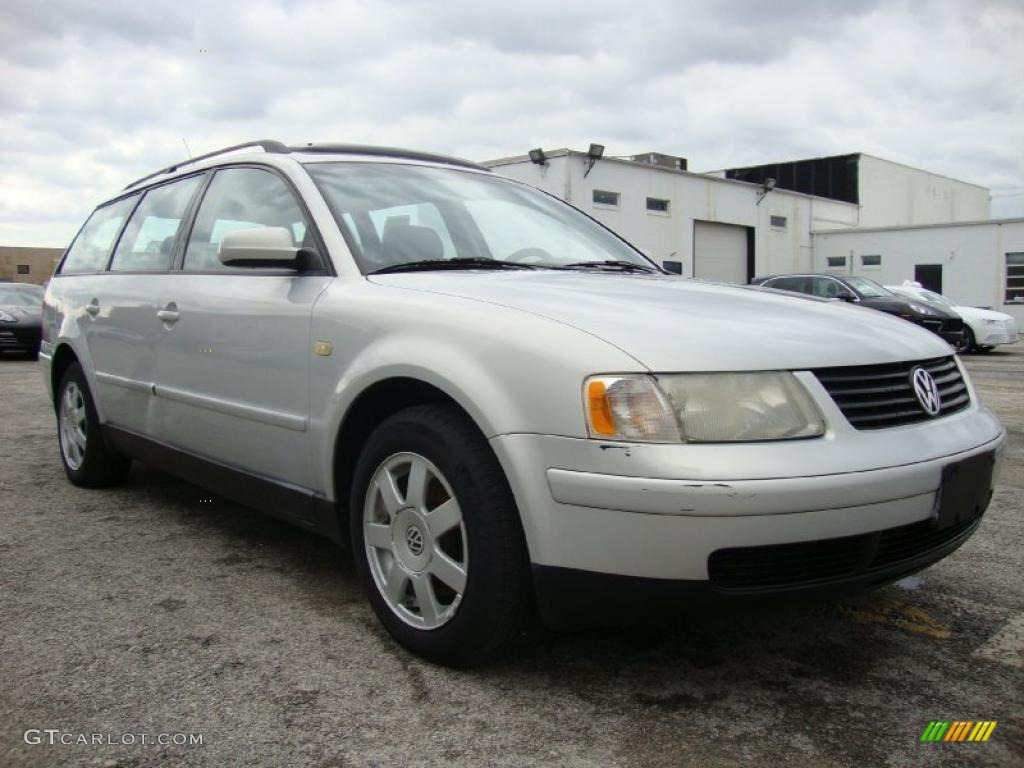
[219,227,301,269]
[836,290,857,302]
[662,260,683,275]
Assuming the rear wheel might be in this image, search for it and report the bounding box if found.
[57,362,131,487]
[350,404,532,667]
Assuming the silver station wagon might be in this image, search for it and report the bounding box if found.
[41,141,1006,666]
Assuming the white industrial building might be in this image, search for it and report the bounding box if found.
[485,149,1023,324]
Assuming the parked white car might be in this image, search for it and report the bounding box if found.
[887,283,1019,352]
[41,141,1006,666]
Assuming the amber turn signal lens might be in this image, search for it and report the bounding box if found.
[587,379,617,436]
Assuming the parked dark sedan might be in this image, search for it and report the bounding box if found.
[0,283,44,357]
[751,273,967,351]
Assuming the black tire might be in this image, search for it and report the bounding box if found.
[964,327,977,354]
[349,404,533,667]
[56,361,131,487]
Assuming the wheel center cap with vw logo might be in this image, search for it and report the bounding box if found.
[911,367,942,417]
[405,525,425,556]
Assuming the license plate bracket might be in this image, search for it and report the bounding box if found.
[935,451,995,530]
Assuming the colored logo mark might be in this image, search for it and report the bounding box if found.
[920,721,997,742]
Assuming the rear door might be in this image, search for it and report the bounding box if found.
[78,176,204,436]
[151,166,331,493]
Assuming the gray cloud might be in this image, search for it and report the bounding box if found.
[0,0,1021,245]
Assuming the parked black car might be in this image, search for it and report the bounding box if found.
[0,283,44,357]
[750,273,967,351]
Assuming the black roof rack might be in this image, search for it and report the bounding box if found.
[288,143,489,172]
[123,139,290,190]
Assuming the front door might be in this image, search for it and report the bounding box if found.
[152,167,330,493]
[915,264,943,294]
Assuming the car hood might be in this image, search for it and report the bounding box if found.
[0,304,40,321]
[954,305,1012,322]
[368,272,952,371]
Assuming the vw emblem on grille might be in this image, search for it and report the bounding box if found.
[405,525,425,556]
[911,367,941,417]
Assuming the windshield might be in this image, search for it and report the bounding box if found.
[844,277,892,299]
[305,162,655,274]
[0,284,43,306]
[918,289,955,310]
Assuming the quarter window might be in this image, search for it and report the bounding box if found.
[110,176,203,272]
[184,168,314,272]
[60,196,138,274]
[592,190,619,207]
[1007,253,1024,302]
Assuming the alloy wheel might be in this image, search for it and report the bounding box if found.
[59,381,87,470]
[363,452,468,629]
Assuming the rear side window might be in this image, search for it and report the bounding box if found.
[60,196,138,274]
[110,176,203,272]
[183,168,313,272]
[768,276,810,294]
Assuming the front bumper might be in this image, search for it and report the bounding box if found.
[0,324,41,353]
[491,404,1005,629]
[977,324,1019,346]
[915,317,964,347]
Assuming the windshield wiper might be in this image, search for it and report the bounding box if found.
[559,260,660,274]
[369,257,541,275]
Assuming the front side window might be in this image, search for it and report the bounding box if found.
[809,277,844,299]
[306,163,652,274]
[184,168,315,272]
[60,196,138,274]
[110,176,203,272]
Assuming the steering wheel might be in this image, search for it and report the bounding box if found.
[505,247,553,265]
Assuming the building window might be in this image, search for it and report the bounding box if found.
[1007,252,1024,302]
[769,215,787,229]
[592,190,619,207]
[646,197,670,213]
[827,256,846,268]
[861,254,882,267]
[16,264,30,274]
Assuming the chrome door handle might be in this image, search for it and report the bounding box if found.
[85,300,100,317]
[157,302,180,324]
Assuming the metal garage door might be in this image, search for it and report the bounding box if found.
[694,221,749,284]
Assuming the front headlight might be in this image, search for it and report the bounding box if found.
[908,302,937,316]
[982,318,999,325]
[584,373,825,443]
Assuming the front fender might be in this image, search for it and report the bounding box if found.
[307,279,642,497]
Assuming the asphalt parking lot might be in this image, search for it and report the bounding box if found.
[1,347,1022,768]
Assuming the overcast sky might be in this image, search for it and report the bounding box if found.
[1,0,1022,247]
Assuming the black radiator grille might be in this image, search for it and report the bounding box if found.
[813,356,969,430]
[708,515,980,591]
